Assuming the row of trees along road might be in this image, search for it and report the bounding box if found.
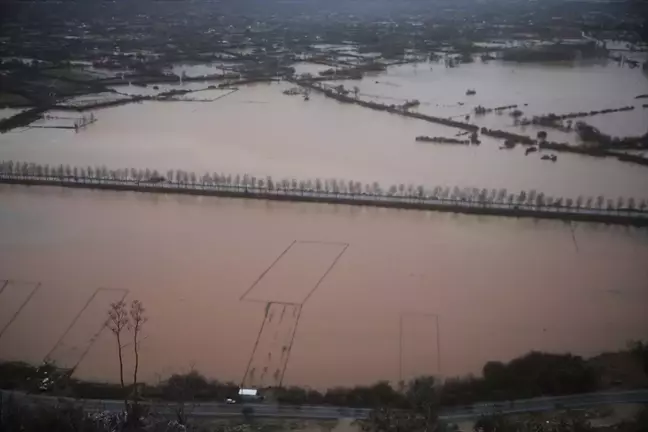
[1,160,647,213]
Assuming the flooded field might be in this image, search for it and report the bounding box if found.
[1,59,648,387]
[0,185,647,388]
[2,60,648,200]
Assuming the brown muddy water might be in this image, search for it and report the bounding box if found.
[0,185,647,388]
[0,60,648,388]
[1,61,648,200]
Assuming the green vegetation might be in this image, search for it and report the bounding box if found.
[0,316,646,431]
[472,406,648,432]
[2,345,646,408]
[441,352,598,405]
[0,395,187,431]
[0,302,646,431]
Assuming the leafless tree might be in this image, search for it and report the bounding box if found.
[107,300,129,406]
[606,199,614,210]
[517,190,527,206]
[565,198,574,209]
[489,188,497,203]
[507,193,515,207]
[129,300,147,404]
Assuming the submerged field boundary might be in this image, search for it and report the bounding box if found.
[1,174,647,226]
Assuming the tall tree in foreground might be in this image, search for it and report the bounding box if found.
[107,301,129,407]
[129,300,147,404]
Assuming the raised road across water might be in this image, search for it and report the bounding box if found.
[2,389,647,421]
[1,173,647,227]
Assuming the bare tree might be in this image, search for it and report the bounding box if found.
[606,199,614,210]
[416,185,425,199]
[107,301,129,406]
[479,188,488,204]
[489,188,497,203]
[497,188,507,203]
[507,193,515,207]
[565,198,574,209]
[129,300,147,404]
[585,196,593,209]
[517,190,527,206]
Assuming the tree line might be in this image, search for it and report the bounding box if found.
[1,160,647,215]
[3,347,645,409]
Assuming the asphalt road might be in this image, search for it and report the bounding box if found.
[2,389,647,421]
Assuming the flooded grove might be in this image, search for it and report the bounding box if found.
[1,59,648,388]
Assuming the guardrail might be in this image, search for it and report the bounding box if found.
[3,389,647,421]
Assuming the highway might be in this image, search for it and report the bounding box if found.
[2,389,647,421]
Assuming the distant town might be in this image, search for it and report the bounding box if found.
[1,0,647,112]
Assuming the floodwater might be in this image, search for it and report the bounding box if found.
[1,59,648,387]
[1,60,648,201]
[0,185,647,388]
